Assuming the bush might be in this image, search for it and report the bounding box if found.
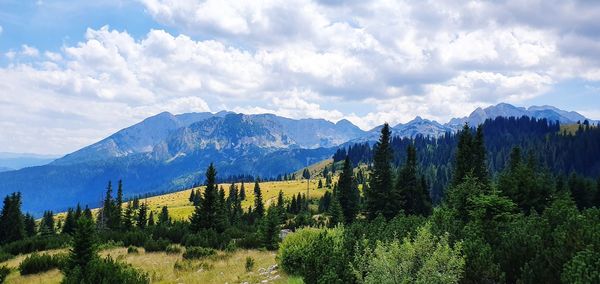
[62,256,149,284]
[18,253,67,275]
[0,266,10,283]
[165,244,182,254]
[127,246,139,254]
[237,232,262,249]
[278,226,351,283]
[2,235,71,255]
[143,239,170,252]
[224,240,237,252]
[99,230,148,247]
[0,250,13,262]
[183,229,229,249]
[245,256,255,272]
[182,247,216,260]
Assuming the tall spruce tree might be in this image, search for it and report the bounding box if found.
[68,217,97,272]
[24,213,36,237]
[365,123,394,220]
[452,124,474,187]
[147,211,155,227]
[0,192,25,243]
[190,163,219,232]
[40,210,55,235]
[260,206,281,250]
[240,182,246,200]
[137,203,148,229]
[337,156,360,223]
[62,208,77,235]
[227,183,242,225]
[396,144,432,216]
[115,180,123,229]
[122,202,134,230]
[158,206,170,225]
[254,180,265,219]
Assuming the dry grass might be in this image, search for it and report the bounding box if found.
[1,248,292,284]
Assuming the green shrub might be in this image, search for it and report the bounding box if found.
[182,229,229,249]
[165,244,182,254]
[173,260,212,272]
[182,247,216,260]
[0,265,10,283]
[277,226,350,283]
[143,238,170,252]
[2,235,71,255]
[0,250,13,263]
[18,253,67,275]
[245,256,255,272]
[127,246,139,254]
[62,256,149,284]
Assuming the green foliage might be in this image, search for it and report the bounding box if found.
[0,192,25,244]
[182,247,216,260]
[1,234,71,255]
[143,238,169,252]
[337,156,360,223]
[68,217,97,271]
[0,265,10,283]
[365,123,395,220]
[0,250,13,262]
[18,253,67,275]
[353,223,465,284]
[253,180,265,220]
[127,246,139,254]
[190,163,221,232]
[165,244,182,254]
[62,256,149,284]
[260,206,281,250]
[278,226,350,284]
[245,256,255,272]
[396,144,432,216]
[561,248,600,284]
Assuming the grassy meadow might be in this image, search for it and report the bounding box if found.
[1,247,296,283]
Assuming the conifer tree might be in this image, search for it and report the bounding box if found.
[137,203,148,229]
[337,156,360,223]
[0,192,25,243]
[254,180,265,219]
[40,210,55,235]
[68,217,97,273]
[365,123,394,220]
[328,196,344,227]
[101,181,114,229]
[189,189,196,203]
[122,202,134,231]
[24,213,36,237]
[240,182,246,200]
[452,124,473,187]
[290,195,298,214]
[318,191,332,213]
[147,211,155,227]
[74,204,82,221]
[190,163,219,232]
[261,206,281,250]
[115,180,123,228]
[158,206,170,225]
[62,208,77,235]
[215,185,229,232]
[318,179,323,188]
[83,206,93,220]
[396,145,432,216]
[227,183,242,225]
[472,125,489,183]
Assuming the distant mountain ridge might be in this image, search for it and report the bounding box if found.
[0,103,595,214]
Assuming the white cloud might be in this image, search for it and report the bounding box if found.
[0,25,3,35]
[2,0,600,153]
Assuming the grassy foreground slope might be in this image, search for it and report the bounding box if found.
[1,248,295,283]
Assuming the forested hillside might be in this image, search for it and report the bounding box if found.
[334,116,600,202]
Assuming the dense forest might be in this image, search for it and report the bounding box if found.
[334,116,600,203]
[1,116,599,283]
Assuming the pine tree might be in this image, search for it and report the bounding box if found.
[318,179,323,188]
[337,156,360,223]
[240,182,246,200]
[74,204,82,221]
[396,145,432,216]
[122,202,134,231]
[302,168,311,180]
[472,125,489,183]
[328,196,344,227]
[101,181,113,230]
[190,163,219,232]
[452,124,473,187]
[147,211,155,227]
[40,210,55,235]
[290,195,298,214]
[254,180,265,219]
[115,180,123,229]
[68,217,97,272]
[215,185,229,232]
[158,206,170,225]
[277,190,286,220]
[0,192,25,243]
[62,208,77,235]
[189,189,196,203]
[366,123,394,220]
[137,203,148,229]
[83,206,93,220]
[260,206,281,250]
[24,213,36,237]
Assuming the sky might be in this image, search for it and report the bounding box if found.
[0,0,599,155]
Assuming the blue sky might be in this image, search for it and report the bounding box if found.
[0,0,599,155]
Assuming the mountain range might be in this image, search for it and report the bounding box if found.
[0,103,596,214]
[0,152,59,172]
